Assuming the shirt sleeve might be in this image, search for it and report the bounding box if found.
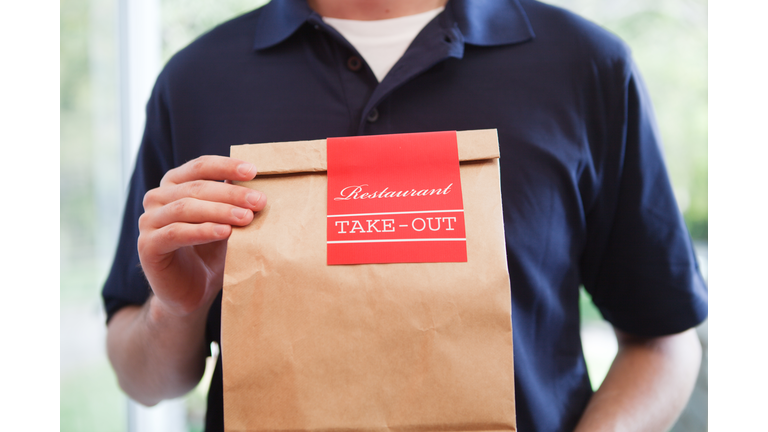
[579,57,708,337]
[101,71,177,323]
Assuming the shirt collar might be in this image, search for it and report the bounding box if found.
[449,0,535,46]
[253,0,534,51]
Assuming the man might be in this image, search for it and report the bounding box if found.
[103,0,708,431]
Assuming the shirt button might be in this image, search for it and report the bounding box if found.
[366,108,379,123]
[347,56,362,72]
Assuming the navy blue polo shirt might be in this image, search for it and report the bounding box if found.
[102,0,708,430]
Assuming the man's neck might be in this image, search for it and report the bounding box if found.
[307,0,448,20]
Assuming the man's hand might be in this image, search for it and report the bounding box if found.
[108,155,266,406]
[138,155,266,318]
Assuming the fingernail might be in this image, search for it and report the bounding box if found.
[214,225,230,237]
[247,192,263,206]
[232,207,248,219]
[237,163,256,177]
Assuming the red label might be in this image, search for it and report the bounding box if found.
[327,131,467,265]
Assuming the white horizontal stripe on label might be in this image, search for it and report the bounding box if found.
[328,209,464,218]
[328,238,466,244]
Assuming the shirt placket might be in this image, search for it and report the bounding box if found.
[306,15,378,137]
[307,12,465,137]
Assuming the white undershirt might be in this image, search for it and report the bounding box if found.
[323,7,445,82]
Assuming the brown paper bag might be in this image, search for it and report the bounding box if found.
[223,129,515,432]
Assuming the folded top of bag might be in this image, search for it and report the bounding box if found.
[231,129,499,175]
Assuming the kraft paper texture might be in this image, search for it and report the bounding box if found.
[223,129,515,432]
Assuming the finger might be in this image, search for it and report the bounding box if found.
[141,197,255,230]
[143,180,267,212]
[161,155,257,186]
[138,222,232,258]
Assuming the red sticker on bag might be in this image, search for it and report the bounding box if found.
[327,131,467,265]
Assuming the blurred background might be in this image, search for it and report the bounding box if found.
[60,0,708,430]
